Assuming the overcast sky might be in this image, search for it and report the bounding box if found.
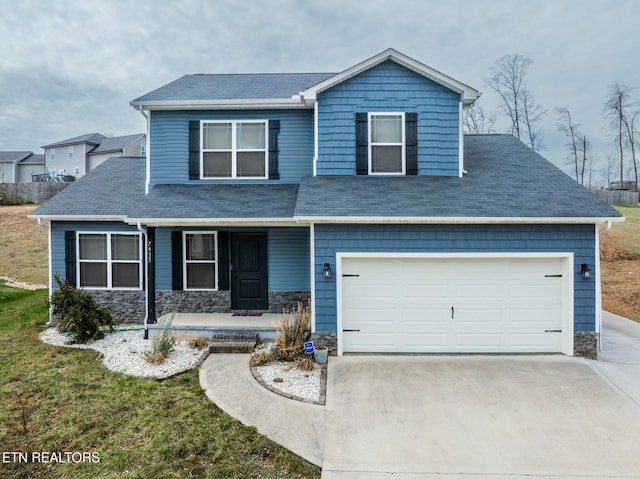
[1,0,639,184]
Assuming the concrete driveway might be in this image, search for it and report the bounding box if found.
[200,313,640,478]
[322,313,640,478]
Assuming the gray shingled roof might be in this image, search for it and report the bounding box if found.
[0,151,31,162]
[30,135,621,221]
[42,133,106,149]
[19,153,44,164]
[133,73,335,102]
[128,183,299,219]
[88,134,144,154]
[294,135,622,219]
[31,157,145,218]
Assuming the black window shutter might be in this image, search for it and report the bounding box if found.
[355,112,368,175]
[188,121,200,180]
[171,231,183,290]
[217,231,230,290]
[268,120,280,180]
[64,231,77,286]
[406,112,418,176]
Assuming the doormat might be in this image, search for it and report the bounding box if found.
[232,312,264,317]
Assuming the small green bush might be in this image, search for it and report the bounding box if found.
[49,274,113,343]
[144,331,176,364]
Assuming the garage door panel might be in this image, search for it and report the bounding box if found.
[341,256,568,354]
[401,333,450,349]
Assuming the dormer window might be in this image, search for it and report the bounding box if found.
[356,112,417,176]
[201,120,268,179]
[369,113,405,174]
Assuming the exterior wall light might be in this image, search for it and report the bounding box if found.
[323,263,332,279]
[580,263,592,279]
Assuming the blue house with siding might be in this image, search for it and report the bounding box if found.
[31,49,622,358]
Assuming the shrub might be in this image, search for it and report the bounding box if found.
[295,356,316,371]
[49,274,113,343]
[144,331,176,364]
[271,301,311,362]
[188,337,208,350]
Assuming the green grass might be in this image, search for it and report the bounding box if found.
[0,283,320,479]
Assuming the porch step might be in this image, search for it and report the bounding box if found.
[209,331,259,354]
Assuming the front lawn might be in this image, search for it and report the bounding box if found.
[0,283,320,479]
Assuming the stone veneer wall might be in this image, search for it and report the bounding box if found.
[88,290,145,324]
[86,290,311,323]
[155,290,231,316]
[574,332,598,359]
[268,291,311,313]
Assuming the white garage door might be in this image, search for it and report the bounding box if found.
[340,255,569,354]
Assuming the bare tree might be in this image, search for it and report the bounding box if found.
[603,83,639,189]
[485,54,545,150]
[521,88,545,151]
[463,105,497,134]
[601,154,617,188]
[557,107,582,183]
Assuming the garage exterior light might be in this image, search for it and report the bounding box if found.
[323,262,332,279]
[580,263,592,280]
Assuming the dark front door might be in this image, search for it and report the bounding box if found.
[231,233,268,310]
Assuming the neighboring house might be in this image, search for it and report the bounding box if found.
[31,49,622,359]
[17,153,45,183]
[42,132,145,179]
[0,151,45,182]
[86,133,146,171]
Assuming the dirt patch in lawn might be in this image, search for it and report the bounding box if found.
[600,206,640,322]
[0,205,48,285]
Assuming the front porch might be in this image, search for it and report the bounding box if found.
[147,312,281,341]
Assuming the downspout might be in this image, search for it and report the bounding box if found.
[134,105,150,194]
[136,222,149,339]
[596,221,612,352]
[37,218,53,324]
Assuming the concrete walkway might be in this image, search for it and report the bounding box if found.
[199,313,640,478]
[199,354,325,465]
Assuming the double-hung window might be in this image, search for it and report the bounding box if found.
[183,232,217,290]
[368,113,405,174]
[201,120,267,178]
[77,233,142,289]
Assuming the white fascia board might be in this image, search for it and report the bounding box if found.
[123,217,306,227]
[129,98,308,110]
[294,216,625,225]
[301,48,480,104]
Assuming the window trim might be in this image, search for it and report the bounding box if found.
[200,120,269,179]
[182,231,218,291]
[68,146,74,159]
[367,112,406,175]
[76,232,143,290]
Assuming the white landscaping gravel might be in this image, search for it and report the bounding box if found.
[254,361,321,403]
[39,327,323,400]
[39,327,208,379]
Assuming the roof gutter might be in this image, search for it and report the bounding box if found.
[129,98,309,111]
[27,214,129,222]
[293,216,626,225]
[123,217,305,227]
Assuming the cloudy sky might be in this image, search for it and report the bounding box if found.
[1,0,639,184]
